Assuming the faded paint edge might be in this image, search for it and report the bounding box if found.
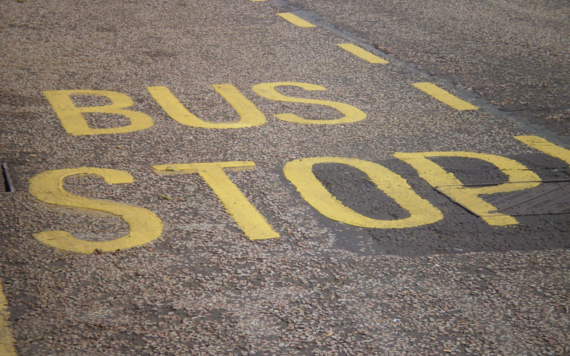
[0,282,17,356]
[277,13,316,28]
[336,44,389,64]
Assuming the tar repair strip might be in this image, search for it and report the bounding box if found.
[2,163,14,193]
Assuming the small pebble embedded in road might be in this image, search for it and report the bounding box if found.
[0,0,569,355]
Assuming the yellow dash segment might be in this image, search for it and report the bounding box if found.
[277,13,316,28]
[515,136,570,165]
[412,83,478,111]
[251,0,266,1]
[0,282,17,356]
[336,44,388,64]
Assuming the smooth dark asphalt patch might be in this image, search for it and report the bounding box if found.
[2,163,15,193]
[467,181,570,216]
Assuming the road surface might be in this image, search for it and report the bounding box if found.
[0,0,569,355]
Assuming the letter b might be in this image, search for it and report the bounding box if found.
[43,90,154,135]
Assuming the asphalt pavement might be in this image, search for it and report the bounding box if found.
[286,0,570,137]
[0,0,569,355]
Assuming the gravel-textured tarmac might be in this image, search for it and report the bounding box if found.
[287,0,570,138]
[0,0,569,355]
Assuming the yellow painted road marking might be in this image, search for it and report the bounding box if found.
[251,0,266,1]
[515,136,570,165]
[283,157,443,228]
[277,13,316,28]
[29,168,163,254]
[252,82,367,124]
[0,283,16,356]
[43,90,154,135]
[412,83,478,111]
[394,152,540,226]
[336,44,389,64]
[148,85,266,129]
[153,162,279,241]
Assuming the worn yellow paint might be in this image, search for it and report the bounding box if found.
[252,82,367,125]
[0,283,16,356]
[153,162,279,240]
[43,90,154,135]
[277,13,316,28]
[336,44,389,64]
[283,157,443,228]
[394,152,541,226]
[29,168,163,253]
[515,136,570,165]
[412,83,478,111]
[148,85,266,129]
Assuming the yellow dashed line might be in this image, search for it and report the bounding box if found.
[0,283,16,356]
[277,13,316,28]
[412,82,478,111]
[515,136,570,165]
[336,44,388,64]
[251,0,266,2]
